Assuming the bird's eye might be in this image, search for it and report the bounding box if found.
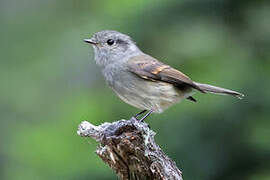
[107,39,114,46]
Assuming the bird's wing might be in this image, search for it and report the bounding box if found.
[127,54,205,93]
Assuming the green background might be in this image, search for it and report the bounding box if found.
[1,0,270,179]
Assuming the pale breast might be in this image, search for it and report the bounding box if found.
[106,68,193,113]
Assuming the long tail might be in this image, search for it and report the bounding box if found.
[194,82,244,99]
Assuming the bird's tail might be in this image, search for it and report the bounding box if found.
[194,82,244,99]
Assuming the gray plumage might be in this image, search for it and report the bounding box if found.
[84,30,244,113]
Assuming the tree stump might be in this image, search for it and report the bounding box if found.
[77,117,183,180]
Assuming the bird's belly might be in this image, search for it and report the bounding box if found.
[110,74,192,113]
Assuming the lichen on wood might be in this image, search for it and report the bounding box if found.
[77,118,183,180]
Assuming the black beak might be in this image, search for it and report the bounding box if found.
[84,39,97,45]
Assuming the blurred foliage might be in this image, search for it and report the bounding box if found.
[1,0,270,179]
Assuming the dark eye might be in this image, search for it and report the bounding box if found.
[107,39,114,45]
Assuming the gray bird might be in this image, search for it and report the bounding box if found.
[84,30,244,121]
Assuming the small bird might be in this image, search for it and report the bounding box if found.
[84,30,244,121]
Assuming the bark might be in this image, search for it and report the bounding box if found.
[77,117,183,180]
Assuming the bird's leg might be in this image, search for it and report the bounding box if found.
[139,109,153,122]
[133,110,147,120]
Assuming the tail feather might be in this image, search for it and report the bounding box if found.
[194,82,244,99]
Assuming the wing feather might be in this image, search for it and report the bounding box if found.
[127,55,205,93]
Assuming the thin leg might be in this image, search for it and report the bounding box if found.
[134,110,147,119]
[139,109,153,122]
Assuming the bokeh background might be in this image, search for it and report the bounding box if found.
[1,0,270,179]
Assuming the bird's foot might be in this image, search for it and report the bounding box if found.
[132,109,153,122]
[132,110,147,120]
[139,110,153,122]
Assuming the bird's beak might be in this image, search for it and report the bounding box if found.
[84,38,98,45]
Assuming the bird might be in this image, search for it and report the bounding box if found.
[84,30,244,121]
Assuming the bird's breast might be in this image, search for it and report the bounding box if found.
[102,65,192,112]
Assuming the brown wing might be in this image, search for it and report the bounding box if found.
[127,54,205,93]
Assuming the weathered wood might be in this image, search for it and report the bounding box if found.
[77,118,183,180]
